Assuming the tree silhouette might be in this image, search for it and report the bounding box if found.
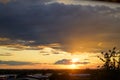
[98,47,120,70]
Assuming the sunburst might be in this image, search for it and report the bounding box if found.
[71,58,79,63]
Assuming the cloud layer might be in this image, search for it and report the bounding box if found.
[0,0,120,53]
[92,0,120,3]
[0,60,35,65]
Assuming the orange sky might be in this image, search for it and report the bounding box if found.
[0,0,120,69]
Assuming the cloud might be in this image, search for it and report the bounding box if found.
[55,59,90,65]
[0,37,63,53]
[84,58,90,60]
[79,62,90,64]
[55,59,71,65]
[0,37,10,41]
[0,0,54,4]
[0,1,120,53]
[0,37,34,46]
[40,47,69,55]
[92,0,120,3]
[0,53,12,56]
[0,0,12,4]
[0,60,36,65]
[42,53,50,56]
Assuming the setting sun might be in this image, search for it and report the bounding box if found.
[70,64,77,69]
[69,58,80,69]
[71,58,79,63]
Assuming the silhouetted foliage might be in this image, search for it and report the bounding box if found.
[98,47,120,70]
[94,47,120,80]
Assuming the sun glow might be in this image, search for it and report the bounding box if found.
[71,58,79,63]
[69,58,80,69]
[70,64,77,69]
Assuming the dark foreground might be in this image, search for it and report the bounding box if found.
[0,69,120,80]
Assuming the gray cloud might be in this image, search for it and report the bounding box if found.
[0,0,54,4]
[0,1,120,53]
[40,47,65,55]
[55,59,71,65]
[92,0,120,3]
[55,59,90,65]
[0,60,35,65]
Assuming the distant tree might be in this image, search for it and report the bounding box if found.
[98,47,120,70]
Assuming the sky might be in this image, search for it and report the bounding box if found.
[0,0,120,69]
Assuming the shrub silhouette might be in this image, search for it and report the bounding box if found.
[98,47,120,70]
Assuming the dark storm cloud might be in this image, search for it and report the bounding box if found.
[0,0,120,52]
[0,60,35,65]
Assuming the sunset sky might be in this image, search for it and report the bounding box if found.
[0,0,120,69]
